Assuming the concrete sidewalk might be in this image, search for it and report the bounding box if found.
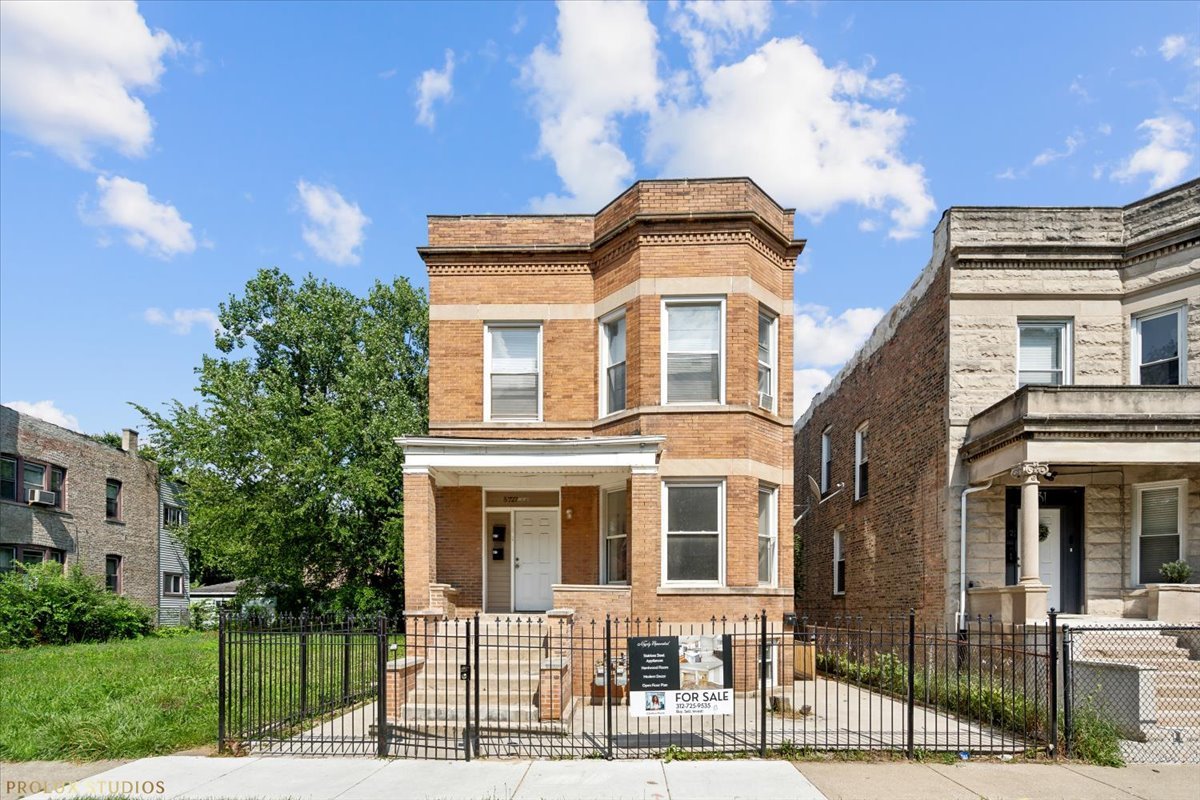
[4,756,1197,800]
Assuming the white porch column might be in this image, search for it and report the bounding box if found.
[1011,462,1049,584]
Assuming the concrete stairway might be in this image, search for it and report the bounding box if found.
[1073,629,1200,730]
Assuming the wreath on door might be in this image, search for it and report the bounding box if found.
[1038,523,1050,542]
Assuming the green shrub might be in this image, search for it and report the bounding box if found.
[1067,703,1124,767]
[1159,560,1193,584]
[0,563,153,648]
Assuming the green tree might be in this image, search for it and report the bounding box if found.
[137,268,428,614]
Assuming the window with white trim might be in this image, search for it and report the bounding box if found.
[758,485,778,585]
[164,504,186,528]
[601,313,627,415]
[163,572,185,595]
[1134,481,1186,585]
[663,299,723,404]
[1132,306,1186,386]
[833,530,845,595]
[1018,319,1071,387]
[663,481,723,584]
[854,423,869,500]
[603,487,629,584]
[757,311,777,412]
[820,428,832,494]
[485,324,541,420]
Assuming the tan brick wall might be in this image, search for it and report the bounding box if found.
[402,472,437,613]
[560,487,599,585]
[435,486,482,612]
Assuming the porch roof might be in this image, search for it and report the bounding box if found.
[395,435,665,477]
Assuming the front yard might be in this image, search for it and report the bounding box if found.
[0,632,219,761]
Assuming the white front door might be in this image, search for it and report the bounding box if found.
[1019,508,1062,611]
[513,510,559,611]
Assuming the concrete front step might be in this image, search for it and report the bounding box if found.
[400,703,542,723]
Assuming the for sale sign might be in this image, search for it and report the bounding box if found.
[628,634,734,717]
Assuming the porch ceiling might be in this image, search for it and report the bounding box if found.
[395,435,665,481]
[961,386,1200,481]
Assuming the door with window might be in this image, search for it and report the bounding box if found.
[1005,487,1083,613]
[513,510,559,611]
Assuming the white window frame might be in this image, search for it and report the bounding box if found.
[1131,479,1188,586]
[660,297,726,406]
[832,530,845,596]
[1131,305,1187,386]
[1017,318,1073,388]
[820,427,833,494]
[483,322,543,422]
[854,423,869,501]
[757,310,778,413]
[661,479,726,587]
[599,309,627,417]
[600,485,629,585]
[757,484,778,586]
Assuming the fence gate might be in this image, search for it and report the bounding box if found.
[220,610,1058,760]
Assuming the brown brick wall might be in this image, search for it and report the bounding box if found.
[427,215,593,247]
[435,485,482,612]
[560,486,599,585]
[794,264,951,621]
[403,472,437,613]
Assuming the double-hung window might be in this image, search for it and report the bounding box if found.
[757,311,777,412]
[601,313,627,415]
[663,299,724,404]
[832,531,845,595]
[163,572,185,595]
[820,428,833,494]
[106,479,122,520]
[1132,306,1186,385]
[1018,319,1071,387]
[1,545,64,572]
[3,455,65,508]
[663,481,723,584]
[854,424,869,500]
[603,487,629,584]
[1133,481,1186,585]
[485,324,541,420]
[105,555,122,593]
[758,485,778,585]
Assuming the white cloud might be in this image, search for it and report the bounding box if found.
[143,307,221,335]
[1068,76,1090,103]
[88,175,196,258]
[1032,131,1084,167]
[296,180,370,266]
[0,0,178,168]
[4,400,81,432]
[647,37,934,239]
[378,67,398,80]
[995,167,1018,181]
[793,303,885,368]
[668,0,772,75]
[793,369,832,420]
[857,219,878,232]
[1111,116,1195,191]
[1160,35,1187,61]
[522,1,661,211]
[414,50,455,129]
[1097,122,1112,136]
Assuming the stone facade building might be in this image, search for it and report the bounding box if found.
[399,178,800,623]
[794,180,1200,626]
[0,405,187,623]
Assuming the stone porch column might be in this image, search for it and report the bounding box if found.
[1012,461,1049,584]
[403,468,438,612]
[629,466,660,617]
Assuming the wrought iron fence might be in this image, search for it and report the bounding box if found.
[1063,623,1200,764]
[219,609,1059,760]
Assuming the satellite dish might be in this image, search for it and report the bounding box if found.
[807,474,821,501]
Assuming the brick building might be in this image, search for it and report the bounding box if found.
[399,178,801,623]
[0,405,187,623]
[794,180,1200,627]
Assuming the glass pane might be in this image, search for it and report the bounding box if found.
[607,363,626,413]
[605,536,628,583]
[491,373,538,418]
[606,490,629,538]
[23,463,45,490]
[1140,312,1179,365]
[667,485,719,533]
[106,481,119,500]
[605,317,626,364]
[858,429,868,461]
[667,304,720,352]
[490,326,539,372]
[50,468,64,491]
[21,549,44,564]
[1019,325,1061,371]
[666,353,719,402]
[0,547,14,572]
[758,537,774,584]
[666,534,719,581]
[48,550,64,564]
[758,314,773,361]
[1019,370,1063,387]
[758,363,771,398]
[1141,488,1179,536]
[758,490,772,539]
[0,458,14,481]
[1140,359,1179,386]
[1139,536,1181,584]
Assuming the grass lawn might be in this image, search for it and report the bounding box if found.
[0,632,219,761]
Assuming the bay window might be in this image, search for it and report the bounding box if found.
[601,313,627,415]
[758,311,777,412]
[758,485,778,585]
[663,299,724,404]
[663,481,723,584]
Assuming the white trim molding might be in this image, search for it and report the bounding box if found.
[397,435,665,475]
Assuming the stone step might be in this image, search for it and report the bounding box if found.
[401,703,542,723]
[1155,710,1200,727]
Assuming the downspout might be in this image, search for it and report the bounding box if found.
[957,479,993,631]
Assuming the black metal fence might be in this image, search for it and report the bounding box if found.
[1063,623,1200,764]
[218,609,1060,760]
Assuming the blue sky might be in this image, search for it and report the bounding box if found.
[1,1,1197,434]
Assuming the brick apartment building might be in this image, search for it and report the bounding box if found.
[399,178,800,623]
[0,405,189,623]
[794,180,1200,627]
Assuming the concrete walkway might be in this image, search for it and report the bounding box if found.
[5,756,1198,800]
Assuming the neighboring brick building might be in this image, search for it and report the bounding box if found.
[0,405,187,623]
[794,180,1200,626]
[399,178,801,623]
